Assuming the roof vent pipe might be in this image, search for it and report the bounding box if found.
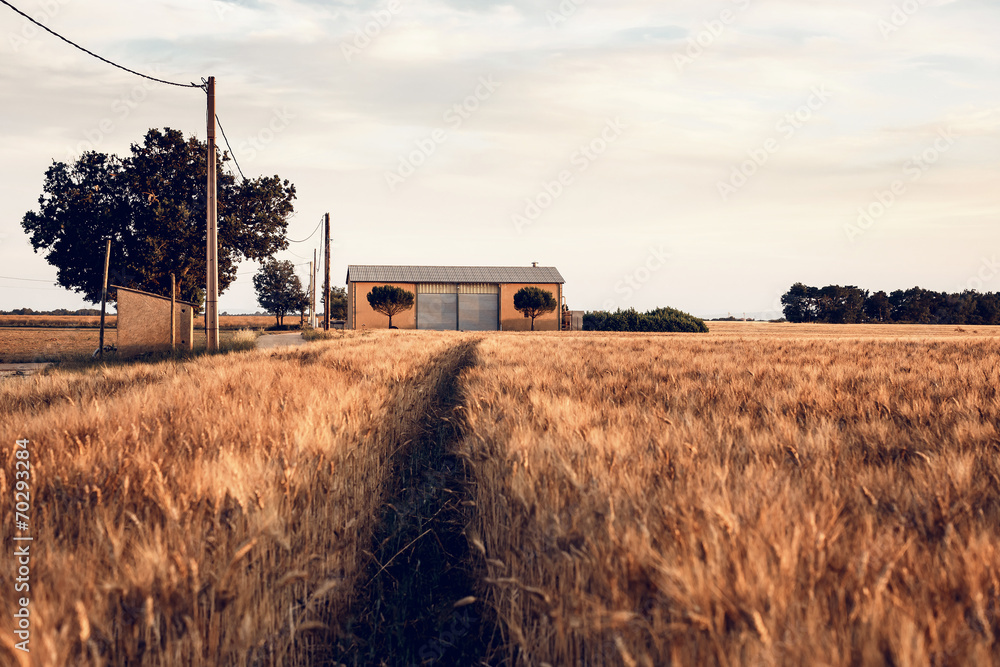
[531,261,538,267]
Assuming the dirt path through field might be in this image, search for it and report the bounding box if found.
[333,339,499,665]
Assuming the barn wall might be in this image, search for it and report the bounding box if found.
[499,283,562,331]
[348,279,565,331]
[351,282,418,329]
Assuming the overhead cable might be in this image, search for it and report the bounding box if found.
[215,114,246,181]
[286,217,323,244]
[0,0,202,89]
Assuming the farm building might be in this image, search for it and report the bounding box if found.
[114,285,195,355]
[346,265,565,331]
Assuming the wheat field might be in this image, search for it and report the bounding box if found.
[0,331,471,665]
[3,324,1000,666]
[458,327,1000,665]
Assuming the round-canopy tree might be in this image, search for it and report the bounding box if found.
[20,128,296,306]
[367,285,414,328]
[253,259,308,327]
[513,286,557,330]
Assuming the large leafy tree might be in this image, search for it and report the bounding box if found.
[366,285,414,328]
[513,286,557,330]
[20,128,296,306]
[253,259,308,326]
[780,282,820,323]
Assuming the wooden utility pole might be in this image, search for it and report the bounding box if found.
[98,239,111,360]
[312,249,318,328]
[205,76,220,352]
[323,213,331,331]
[170,273,177,351]
[307,260,314,328]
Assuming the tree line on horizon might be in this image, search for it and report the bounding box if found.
[781,283,1000,325]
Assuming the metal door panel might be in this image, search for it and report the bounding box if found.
[417,294,457,330]
[458,294,498,331]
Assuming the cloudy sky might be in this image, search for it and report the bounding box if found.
[1,0,997,318]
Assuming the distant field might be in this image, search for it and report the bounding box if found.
[0,327,101,362]
[0,327,255,363]
[0,315,116,328]
[0,314,274,330]
[707,320,1000,338]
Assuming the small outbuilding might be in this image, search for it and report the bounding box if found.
[346,265,565,331]
[115,286,195,355]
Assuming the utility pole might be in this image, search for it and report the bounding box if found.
[98,239,111,360]
[171,273,177,351]
[317,231,323,326]
[311,248,318,328]
[205,76,220,352]
[308,259,314,328]
[323,213,331,331]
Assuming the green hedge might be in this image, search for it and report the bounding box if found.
[583,307,708,333]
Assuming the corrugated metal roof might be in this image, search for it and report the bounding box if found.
[346,265,565,284]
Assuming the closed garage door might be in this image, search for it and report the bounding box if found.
[417,284,457,330]
[458,284,499,331]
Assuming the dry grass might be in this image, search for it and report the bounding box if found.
[210,316,276,331]
[707,321,1000,339]
[0,329,103,363]
[0,316,117,329]
[5,324,1000,666]
[0,331,469,666]
[457,329,1000,665]
[0,315,272,330]
[0,329,261,363]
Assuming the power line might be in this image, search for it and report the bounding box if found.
[236,261,309,277]
[0,275,55,282]
[286,216,323,244]
[0,285,65,291]
[0,0,202,89]
[215,114,246,182]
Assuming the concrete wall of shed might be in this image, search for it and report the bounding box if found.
[116,288,194,355]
